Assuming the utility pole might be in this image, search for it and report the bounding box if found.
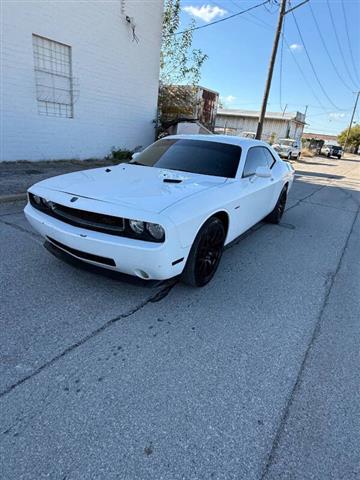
[255,0,309,140]
[343,91,359,154]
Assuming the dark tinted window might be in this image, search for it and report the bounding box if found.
[263,148,276,168]
[243,147,275,177]
[129,139,242,178]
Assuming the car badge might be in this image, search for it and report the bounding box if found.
[70,197,78,203]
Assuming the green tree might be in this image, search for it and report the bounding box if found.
[338,124,360,152]
[160,0,207,86]
[157,1,208,136]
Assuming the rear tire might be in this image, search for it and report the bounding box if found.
[287,153,292,160]
[264,186,287,224]
[182,217,226,287]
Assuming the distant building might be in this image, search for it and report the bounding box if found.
[302,132,340,153]
[161,119,213,136]
[302,132,338,143]
[215,109,306,142]
[159,85,219,132]
[1,1,163,161]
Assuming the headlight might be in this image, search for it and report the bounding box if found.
[128,219,165,241]
[147,222,165,241]
[129,219,145,234]
[32,194,42,205]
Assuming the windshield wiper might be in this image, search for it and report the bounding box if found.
[129,161,146,166]
[162,167,190,174]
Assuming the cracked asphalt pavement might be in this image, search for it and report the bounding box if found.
[0,155,359,479]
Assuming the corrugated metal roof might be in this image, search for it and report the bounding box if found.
[217,108,305,122]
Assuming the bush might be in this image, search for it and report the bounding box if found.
[301,148,315,158]
[109,148,133,162]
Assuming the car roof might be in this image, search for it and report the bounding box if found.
[164,134,270,149]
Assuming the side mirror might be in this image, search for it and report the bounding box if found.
[131,152,141,160]
[255,166,272,178]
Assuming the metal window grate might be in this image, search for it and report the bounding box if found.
[32,35,73,118]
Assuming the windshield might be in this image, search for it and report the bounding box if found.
[129,138,242,178]
[279,139,293,146]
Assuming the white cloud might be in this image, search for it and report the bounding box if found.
[329,112,345,120]
[222,95,236,104]
[183,4,227,23]
[289,43,302,51]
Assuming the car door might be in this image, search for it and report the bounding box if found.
[233,146,278,234]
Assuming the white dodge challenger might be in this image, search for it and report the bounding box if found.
[25,135,294,287]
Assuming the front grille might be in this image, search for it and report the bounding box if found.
[28,193,165,243]
[29,193,125,236]
[47,236,116,266]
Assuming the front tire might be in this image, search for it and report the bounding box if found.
[264,186,287,224]
[182,217,226,287]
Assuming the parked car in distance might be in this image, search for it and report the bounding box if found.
[321,144,343,159]
[272,139,302,160]
[241,131,256,139]
[24,135,294,287]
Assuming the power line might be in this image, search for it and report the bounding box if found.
[182,0,346,118]
[326,0,359,90]
[167,0,270,36]
[291,10,344,111]
[256,0,288,139]
[308,3,354,93]
[282,35,328,114]
[246,6,351,113]
[341,0,360,85]
[237,8,343,114]
[232,6,339,115]
[228,0,274,30]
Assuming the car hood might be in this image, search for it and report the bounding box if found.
[34,164,226,214]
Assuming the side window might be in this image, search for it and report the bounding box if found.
[243,147,274,177]
[262,148,276,169]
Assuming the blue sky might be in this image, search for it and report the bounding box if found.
[179,0,360,135]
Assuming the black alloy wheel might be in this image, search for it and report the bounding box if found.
[265,187,287,224]
[182,217,226,287]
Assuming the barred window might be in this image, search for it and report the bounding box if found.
[32,35,73,118]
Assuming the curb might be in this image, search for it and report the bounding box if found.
[0,193,27,204]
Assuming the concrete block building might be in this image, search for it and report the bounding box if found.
[1,0,163,161]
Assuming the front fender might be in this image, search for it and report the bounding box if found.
[167,206,231,248]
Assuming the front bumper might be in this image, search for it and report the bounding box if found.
[276,151,290,159]
[24,204,188,280]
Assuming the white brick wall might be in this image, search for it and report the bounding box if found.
[1,0,163,161]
